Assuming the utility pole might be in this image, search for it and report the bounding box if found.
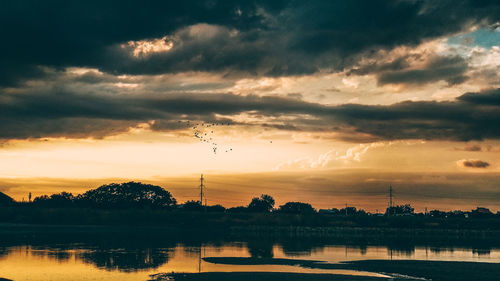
[388,184,394,216]
[389,185,393,208]
[199,174,204,204]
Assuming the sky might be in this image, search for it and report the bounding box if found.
[0,0,499,212]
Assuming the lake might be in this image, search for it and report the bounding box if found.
[1,231,499,281]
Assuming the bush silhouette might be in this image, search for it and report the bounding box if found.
[181,200,204,212]
[278,202,316,214]
[33,192,75,207]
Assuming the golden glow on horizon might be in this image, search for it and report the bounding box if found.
[1,120,499,213]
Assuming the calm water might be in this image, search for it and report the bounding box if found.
[1,237,499,281]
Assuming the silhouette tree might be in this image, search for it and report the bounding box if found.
[181,200,204,212]
[429,210,447,218]
[470,207,493,218]
[386,204,414,216]
[180,201,225,212]
[77,182,177,209]
[33,192,75,208]
[206,204,225,212]
[278,202,316,214]
[247,194,275,213]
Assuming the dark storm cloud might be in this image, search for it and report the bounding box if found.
[457,88,500,106]
[0,89,327,139]
[0,86,499,142]
[378,56,469,86]
[0,0,499,85]
[0,0,285,85]
[330,89,500,141]
[460,159,490,168]
[349,55,470,86]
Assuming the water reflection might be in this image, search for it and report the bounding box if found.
[78,248,173,272]
[387,244,415,257]
[0,235,499,281]
[278,240,324,257]
[247,240,274,258]
[0,247,8,259]
[30,248,72,262]
[473,248,491,256]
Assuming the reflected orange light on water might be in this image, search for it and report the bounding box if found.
[1,244,499,281]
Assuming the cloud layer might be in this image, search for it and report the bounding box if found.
[1,85,499,142]
[0,1,498,144]
[0,0,499,86]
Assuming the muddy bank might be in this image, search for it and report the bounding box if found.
[149,272,392,281]
[201,257,500,281]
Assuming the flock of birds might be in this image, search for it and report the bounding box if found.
[178,120,234,154]
[178,120,274,155]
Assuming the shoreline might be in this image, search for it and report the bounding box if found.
[1,223,500,244]
[229,225,500,240]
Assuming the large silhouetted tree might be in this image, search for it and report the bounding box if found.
[247,194,275,213]
[77,182,177,209]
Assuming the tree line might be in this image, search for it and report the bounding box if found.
[1,181,498,218]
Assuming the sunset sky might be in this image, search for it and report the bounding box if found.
[1,1,499,212]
